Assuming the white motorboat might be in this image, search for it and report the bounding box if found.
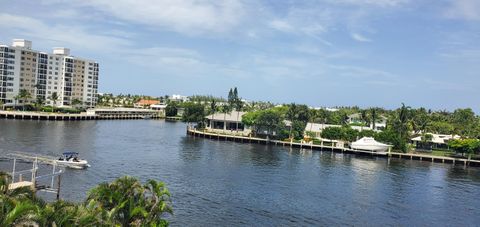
[351,137,391,152]
[56,152,90,169]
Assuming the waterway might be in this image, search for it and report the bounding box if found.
[0,119,479,226]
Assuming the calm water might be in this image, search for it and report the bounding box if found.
[1,119,479,226]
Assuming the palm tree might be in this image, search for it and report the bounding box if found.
[286,103,298,140]
[72,98,82,109]
[0,172,38,226]
[86,176,172,226]
[34,96,45,111]
[49,92,59,112]
[369,107,378,130]
[18,89,31,111]
[234,99,243,132]
[220,105,231,133]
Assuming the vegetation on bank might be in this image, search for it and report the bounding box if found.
[0,172,172,226]
[179,88,480,157]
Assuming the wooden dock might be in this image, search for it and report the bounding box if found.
[187,128,480,167]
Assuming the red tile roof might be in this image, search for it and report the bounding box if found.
[136,99,160,105]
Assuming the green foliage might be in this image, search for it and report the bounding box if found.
[165,102,179,117]
[320,126,363,142]
[182,102,206,125]
[427,121,455,134]
[448,139,480,157]
[0,172,172,226]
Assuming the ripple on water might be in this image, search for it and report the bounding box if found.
[1,119,480,226]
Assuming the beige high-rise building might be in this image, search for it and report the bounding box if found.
[0,39,99,108]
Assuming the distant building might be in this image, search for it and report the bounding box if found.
[347,113,363,124]
[169,94,188,102]
[150,104,167,117]
[134,99,160,108]
[304,123,341,138]
[0,39,99,108]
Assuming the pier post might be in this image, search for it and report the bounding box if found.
[56,174,62,200]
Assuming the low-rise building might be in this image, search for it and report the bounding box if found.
[134,99,160,108]
[411,133,460,151]
[205,111,251,136]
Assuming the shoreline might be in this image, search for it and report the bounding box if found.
[187,128,480,167]
[0,110,165,121]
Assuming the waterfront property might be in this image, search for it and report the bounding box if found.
[205,111,251,136]
[0,110,97,120]
[134,99,161,108]
[187,127,480,166]
[0,39,99,108]
[87,107,163,119]
[411,133,460,151]
[304,123,341,138]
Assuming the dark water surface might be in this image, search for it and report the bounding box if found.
[1,119,479,226]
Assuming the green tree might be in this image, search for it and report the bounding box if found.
[412,108,430,134]
[255,109,285,139]
[392,103,412,152]
[49,92,59,112]
[182,102,206,127]
[220,104,231,133]
[448,139,480,158]
[452,108,477,137]
[165,102,178,117]
[72,98,83,109]
[86,176,172,226]
[18,89,31,111]
[34,96,45,111]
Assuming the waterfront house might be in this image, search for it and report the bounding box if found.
[205,111,251,136]
[150,104,167,117]
[304,123,341,138]
[411,133,460,151]
[134,99,160,108]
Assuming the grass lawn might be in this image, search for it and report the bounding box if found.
[416,149,455,157]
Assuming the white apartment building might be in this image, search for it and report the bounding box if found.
[0,39,99,108]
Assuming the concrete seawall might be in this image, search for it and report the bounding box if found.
[187,128,480,167]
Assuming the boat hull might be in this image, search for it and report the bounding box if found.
[351,144,390,152]
[56,160,89,169]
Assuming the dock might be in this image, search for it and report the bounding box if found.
[0,108,166,121]
[2,153,64,199]
[0,110,97,121]
[187,128,480,167]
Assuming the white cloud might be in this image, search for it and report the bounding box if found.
[351,33,372,42]
[0,13,131,53]
[53,0,249,35]
[326,0,409,7]
[444,0,480,21]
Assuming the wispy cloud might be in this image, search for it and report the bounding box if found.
[0,13,131,53]
[44,0,250,36]
[351,33,372,42]
[444,0,480,21]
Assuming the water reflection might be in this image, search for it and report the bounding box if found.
[1,119,480,226]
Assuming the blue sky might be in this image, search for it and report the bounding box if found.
[0,0,479,112]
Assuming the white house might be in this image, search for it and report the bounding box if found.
[205,111,251,136]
